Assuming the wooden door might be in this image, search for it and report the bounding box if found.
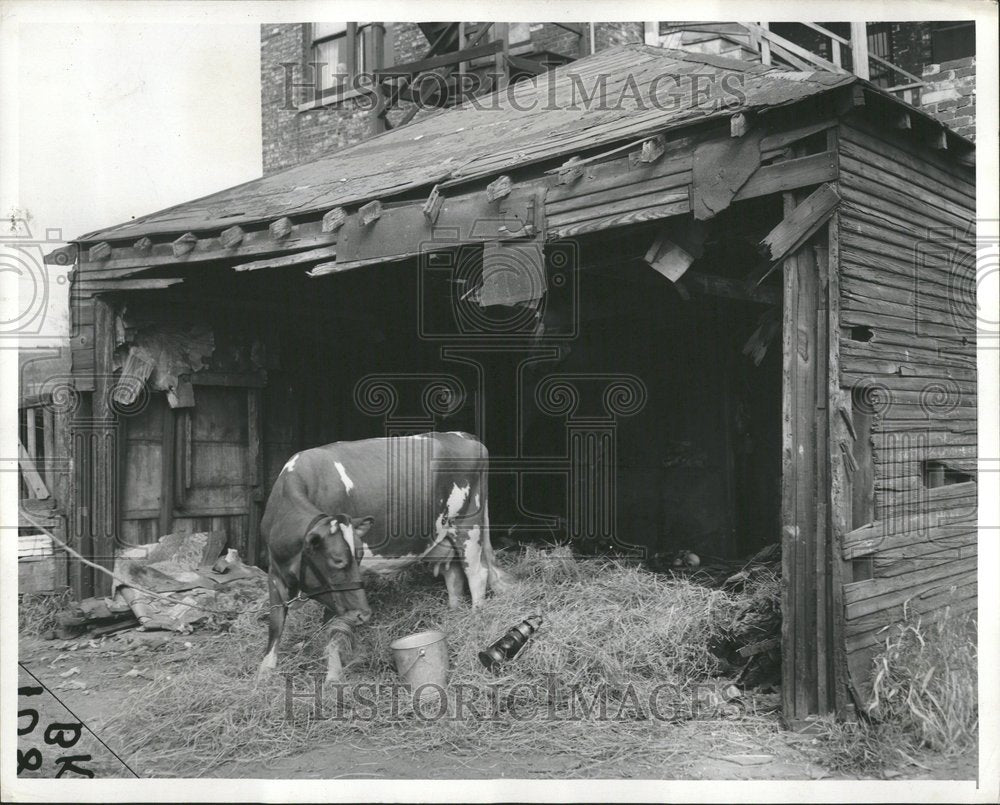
[120,384,261,562]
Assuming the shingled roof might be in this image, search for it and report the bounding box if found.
[77,44,900,244]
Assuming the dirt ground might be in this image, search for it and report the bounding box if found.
[16,631,976,782]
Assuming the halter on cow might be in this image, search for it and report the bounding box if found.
[256,432,509,684]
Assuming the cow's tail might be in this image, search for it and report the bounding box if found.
[481,500,514,594]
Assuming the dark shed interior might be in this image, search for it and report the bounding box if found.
[115,200,784,567]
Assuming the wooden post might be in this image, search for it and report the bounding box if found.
[825,203,850,718]
[760,23,772,66]
[458,22,466,82]
[26,407,37,460]
[849,22,870,79]
[42,407,56,498]
[160,405,176,538]
[780,178,836,722]
[91,297,118,597]
[494,22,509,92]
[247,388,264,565]
[345,22,358,79]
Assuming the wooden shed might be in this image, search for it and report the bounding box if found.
[39,45,977,723]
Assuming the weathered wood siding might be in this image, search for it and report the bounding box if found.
[835,115,977,690]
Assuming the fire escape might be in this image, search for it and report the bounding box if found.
[368,22,587,130]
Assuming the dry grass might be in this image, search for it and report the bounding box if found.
[817,605,978,774]
[104,547,770,776]
[18,589,72,636]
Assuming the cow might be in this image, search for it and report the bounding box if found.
[256,431,509,684]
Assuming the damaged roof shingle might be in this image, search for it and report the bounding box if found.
[79,44,856,244]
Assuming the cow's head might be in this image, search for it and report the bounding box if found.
[304,514,375,618]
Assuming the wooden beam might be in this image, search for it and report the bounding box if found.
[232,244,337,272]
[25,407,37,459]
[849,22,870,80]
[735,152,838,201]
[19,439,50,499]
[375,40,503,78]
[683,272,780,305]
[133,236,153,254]
[75,218,339,273]
[76,278,184,292]
[928,126,948,150]
[160,405,176,537]
[494,24,509,92]
[92,297,117,596]
[759,183,841,264]
[43,244,78,266]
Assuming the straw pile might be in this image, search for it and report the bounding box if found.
[105,547,774,775]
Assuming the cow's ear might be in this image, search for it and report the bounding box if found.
[353,516,375,540]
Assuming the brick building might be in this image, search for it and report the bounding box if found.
[261,22,645,175]
[260,21,975,176]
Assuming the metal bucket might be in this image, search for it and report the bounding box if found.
[389,630,449,693]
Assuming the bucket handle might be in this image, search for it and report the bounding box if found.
[398,647,427,678]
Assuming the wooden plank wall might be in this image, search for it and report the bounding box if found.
[835,115,977,694]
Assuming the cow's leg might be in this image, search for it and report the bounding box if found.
[463,525,490,608]
[325,629,350,685]
[442,561,466,609]
[480,501,513,595]
[258,571,290,677]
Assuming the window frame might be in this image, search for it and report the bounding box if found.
[307,22,380,104]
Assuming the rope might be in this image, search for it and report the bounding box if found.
[18,509,302,618]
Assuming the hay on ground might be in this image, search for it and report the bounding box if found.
[105,547,770,775]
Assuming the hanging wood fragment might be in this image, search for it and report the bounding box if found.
[557,156,584,185]
[486,175,512,202]
[691,129,763,220]
[112,351,156,406]
[232,245,338,272]
[479,240,546,308]
[758,183,841,264]
[422,185,443,223]
[644,236,695,283]
[640,134,666,163]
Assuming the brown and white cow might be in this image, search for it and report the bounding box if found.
[257,431,508,683]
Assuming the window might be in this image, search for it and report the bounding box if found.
[922,460,974,489]
[311,22,373,96]
[931,22,975,63]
